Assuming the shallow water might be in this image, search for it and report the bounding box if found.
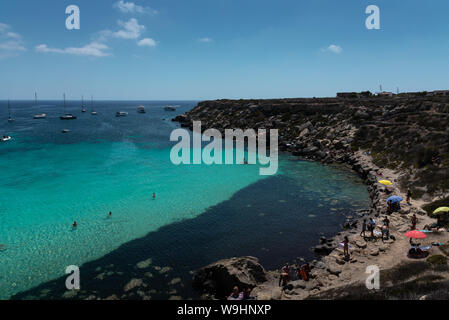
[0,100,369,299]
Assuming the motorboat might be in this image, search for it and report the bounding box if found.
[116,111,128,117]
[60,114,77,120]
[137,105,146,113]
[62,129,70,134]
[164,106,176,112]
[1,135,11,142]
[34,113,47,119]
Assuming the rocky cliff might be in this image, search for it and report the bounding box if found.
[174,96,449,300]
[174,96,449,202]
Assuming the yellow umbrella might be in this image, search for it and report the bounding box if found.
[433,207,449,215]
[378,180,393,186]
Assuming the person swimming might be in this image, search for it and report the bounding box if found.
[153,193,156,199]
[108,211,112,218]
[72,221,78,228]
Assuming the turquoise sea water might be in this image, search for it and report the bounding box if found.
[0,100,369,300]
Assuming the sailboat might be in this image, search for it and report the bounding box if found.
[81,96,86,113]
[7,100,15,123]
[60,94,77,120]
[33,92,47,119]
[91,96,97,115]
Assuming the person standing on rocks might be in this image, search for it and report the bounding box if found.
[383,216,390,228]
[360,219,367,238]
[368,218,376,239]
[411,214,418,230]
[343,236,350,257]
[279,263,290,287]
[406,188,412,204]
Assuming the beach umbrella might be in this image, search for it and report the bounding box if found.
[386,196,403,204]
[432,207,449,215]
[404,230,427,239]
[379,180,393,186]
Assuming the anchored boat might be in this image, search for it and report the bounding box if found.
[164,106,176,112]
[60,94,77,120]
[33,93,47,119]
[7,100,14,123]
[116,111,128,117]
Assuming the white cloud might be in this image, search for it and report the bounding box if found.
[198,37,213,43]
[137,38,157,47]
[323,44,343,54]
[113,18,145,39]
[35,42,110,57]
[113,1,158,15]
[0,23,26,58]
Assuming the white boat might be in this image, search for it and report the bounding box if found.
[0,136,11,142]
[7,100,14,122]
[33,94,47,119]
[164,106,176,112]
[137,105,146,113]
[34,113,47,119]
[91,96,97,115]
[116,111,128,117]
[60,94,77,120]
[62,129,70,134]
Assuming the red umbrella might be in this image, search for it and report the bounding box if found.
[404,230,427,239]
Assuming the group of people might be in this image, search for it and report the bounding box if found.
[228,286,256,300]
[278,262,311,287]
[359,216,391,243]
[72,211,113,229]
[71,193,157,228]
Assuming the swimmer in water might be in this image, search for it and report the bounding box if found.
[153,193,156,199]
[108,211,112,218]
[73,221,78,228]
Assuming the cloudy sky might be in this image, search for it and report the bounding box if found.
[1,0,449,100]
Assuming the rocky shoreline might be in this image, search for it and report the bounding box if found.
[174,96,449,300]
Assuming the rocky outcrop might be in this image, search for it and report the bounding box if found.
[192,257,267,299]
[174,96,449,200]
[178,95,449,300]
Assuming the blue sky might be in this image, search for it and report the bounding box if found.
[1,0,449,100]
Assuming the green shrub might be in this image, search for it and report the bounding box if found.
[426,255,447,265]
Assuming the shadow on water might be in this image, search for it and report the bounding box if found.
[12,173,367,300]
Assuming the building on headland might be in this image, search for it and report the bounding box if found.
[433,90,449,96]
[336,89,449,99]
[377,91,394,97]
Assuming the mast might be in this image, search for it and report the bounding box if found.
[63,93,66,114]
[35,92,37,106]
[8,99,11,119]
[82,95,84,107]
[91,95,94,112]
